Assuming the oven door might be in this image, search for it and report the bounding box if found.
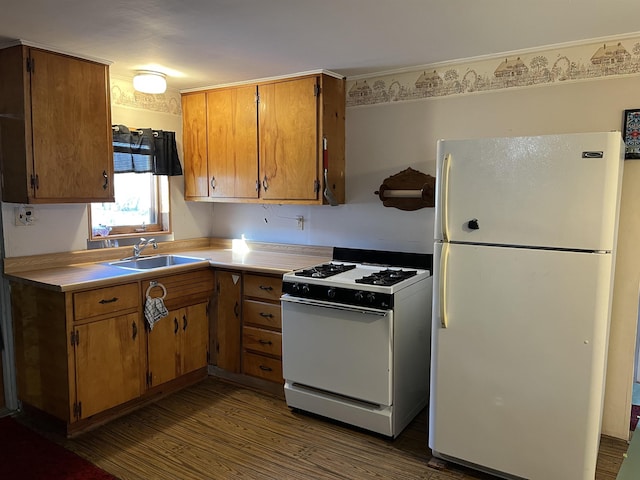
[281,295,393,406]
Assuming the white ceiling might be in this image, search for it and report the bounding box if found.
[2,1,640,91]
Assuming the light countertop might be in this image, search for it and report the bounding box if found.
[3,240,332,292]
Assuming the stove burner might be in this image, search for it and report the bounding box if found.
[294,263,357,279]
[355,269,417,286]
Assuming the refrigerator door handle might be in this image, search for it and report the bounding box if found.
[439,242,449,328]
[433,242,449,329]
[441,153,451,242]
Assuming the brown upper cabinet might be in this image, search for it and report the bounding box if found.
[0,44,114,203]
[182,72,345,205]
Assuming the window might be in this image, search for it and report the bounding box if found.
[89,125,180,241]
[89,172,170,239]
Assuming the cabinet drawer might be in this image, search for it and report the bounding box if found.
[74,283,139,320]
[243,352,283,383]
[243,326,282,357]
[243,300,281,330]
[243,274,282,302]
[142,269,215,311]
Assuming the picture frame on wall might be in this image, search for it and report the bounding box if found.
[623,109,640,159]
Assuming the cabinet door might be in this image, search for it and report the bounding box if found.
[29,48,113,202]
[213,271,242,373]
[207,86,259,198]
[74,313,142,419]
[147,309,182,387]
[259,76,319,201]
[181,302,209,374]
[183,92,209,198]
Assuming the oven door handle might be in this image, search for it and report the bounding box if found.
[281,295,390,316]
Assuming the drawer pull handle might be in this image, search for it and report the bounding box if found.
[132,321,138,340]
[174,317,179,334]
[99,297,118,304]
[259,285,273,291]
[234,301,240,317]
[258,339,272,345]
[259,365,273,372]
[259,312,274,318]
[183,314,188,331]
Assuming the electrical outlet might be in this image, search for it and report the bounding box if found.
[296,215,304,230]
[15,205,36,226]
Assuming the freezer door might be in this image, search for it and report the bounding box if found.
[430,242,614,480]
[434,132,624,251]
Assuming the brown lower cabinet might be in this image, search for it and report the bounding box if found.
[210,270,284,386]
[242,273,283,383]
[10,268,214,436]
[211,270,242,372]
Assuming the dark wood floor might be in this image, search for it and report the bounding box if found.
[39,378,629,479]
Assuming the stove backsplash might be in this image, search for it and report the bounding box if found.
[333,247,433,271]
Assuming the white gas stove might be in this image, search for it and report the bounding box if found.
[281,247,433,438]
[282,247,431,309]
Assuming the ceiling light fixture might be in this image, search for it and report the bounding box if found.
[133,70,167,94]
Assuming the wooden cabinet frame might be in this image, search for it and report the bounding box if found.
[143,270,215,389]
[11,268,214,436]
[182,72,345,205]
[0,44,113,203]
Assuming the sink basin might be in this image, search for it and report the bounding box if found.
[108,254,206,270]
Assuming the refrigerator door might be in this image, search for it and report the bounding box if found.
[434,132,624,251]
[430,242,613,480]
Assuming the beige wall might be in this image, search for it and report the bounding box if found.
[108,103,213,243]
[352,76,640,440]
[0,80,214,257]
[215,75,640,439]
[0,66,637,439]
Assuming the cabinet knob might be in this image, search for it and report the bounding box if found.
[210,176,216,190]
[174,317,179,334]
[262,176,268,191]
[102,170,109,190]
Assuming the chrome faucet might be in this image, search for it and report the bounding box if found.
[133,237,158,258]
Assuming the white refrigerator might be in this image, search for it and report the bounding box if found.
[429,132,625,480]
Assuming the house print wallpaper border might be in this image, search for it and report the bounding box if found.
[110,76,182,116]
[346,34,640,107]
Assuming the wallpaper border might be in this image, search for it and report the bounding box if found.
[346,35,640,108]
[110,76,182,116]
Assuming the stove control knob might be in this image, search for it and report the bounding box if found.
[291,283,300,293]
[327,288,336,299]
[301,284,310,294]
[366,292,376,304]
[354,291,364,301]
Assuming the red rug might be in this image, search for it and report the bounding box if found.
[632,405,640,431]
[0,416,118,480]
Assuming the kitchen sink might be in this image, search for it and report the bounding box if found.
[108,254,207,270]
